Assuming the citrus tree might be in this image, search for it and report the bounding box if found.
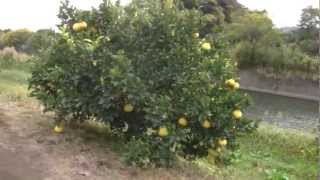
[29,0,257,167]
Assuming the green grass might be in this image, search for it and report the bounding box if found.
[1,58,317,180]
[78,121,318,180]
[196,123,318,180]
[0,60,31,101]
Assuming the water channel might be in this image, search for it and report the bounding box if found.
[243,90,318,132]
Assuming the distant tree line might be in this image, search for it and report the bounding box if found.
[0,0,317,75]
[284,6,319,57]
[0,28,55,54]
[177,0,318,75]
[223,5,319,75]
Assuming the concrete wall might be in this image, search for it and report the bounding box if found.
[239,69,320,101]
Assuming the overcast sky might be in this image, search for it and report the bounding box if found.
[0,0,318,31]
[238,0,318,27]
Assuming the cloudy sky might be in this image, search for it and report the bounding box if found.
[0,0,318,31]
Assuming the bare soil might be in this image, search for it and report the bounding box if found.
[0,101,214,180]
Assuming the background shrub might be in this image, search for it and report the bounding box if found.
[0,47,30,69]
[1,29,33,52]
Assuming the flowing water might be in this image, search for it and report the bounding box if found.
[243,90,318,132]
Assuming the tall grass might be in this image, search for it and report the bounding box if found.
[0,47,31,101]
[0,47,32,71]
[233,42,319,79]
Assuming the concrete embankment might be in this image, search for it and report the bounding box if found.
[239,69,319,101]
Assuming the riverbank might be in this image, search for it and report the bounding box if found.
[239,68,318,132]
[244,90,318,132]
[239,68,319,101]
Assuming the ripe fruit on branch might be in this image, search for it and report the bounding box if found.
[123,104,134,113]
[201,42,211,50]
[72,21,88,32]
[158,127,169,137]
[225,79,240,91]
[232,109,242,120]
[218,138,227,146]
[178,117,188,127]
[202,120,211,129]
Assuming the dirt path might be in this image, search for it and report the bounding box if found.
[0,101,213,180]
[0,148,43,180]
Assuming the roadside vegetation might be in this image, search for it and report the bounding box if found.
[0,47,32,101]
[0,0,318,179]
[225,7,319,80]
[0,43,317,180]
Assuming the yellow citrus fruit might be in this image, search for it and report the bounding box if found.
[80,21,88,30]
[158,127,169,137]
[232,82,240,90]
[225,79,235,86]
[202,120,211,129]
[193,33,199,38]
[54,125,64,133]
[72,23,81,32]
[201,42,211,50]
[72,21,87,32]
[233,110,242,120]
[178,117,188,127]
[218,139,228,146]
[123,104,134,113]
[225,79,240,90]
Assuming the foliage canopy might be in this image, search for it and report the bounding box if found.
[29,0,256,166]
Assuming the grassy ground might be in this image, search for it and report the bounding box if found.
[0,59,318,180]
[0,50,32,101]
[0,68,30,101]
[77,119,318,180]
[201,124,318,180]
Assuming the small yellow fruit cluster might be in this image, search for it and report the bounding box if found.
[177,117,214,129]
[123,104,134,113]
[157,117,216,138]
[72,21,88,32]
[225,79,240,91]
